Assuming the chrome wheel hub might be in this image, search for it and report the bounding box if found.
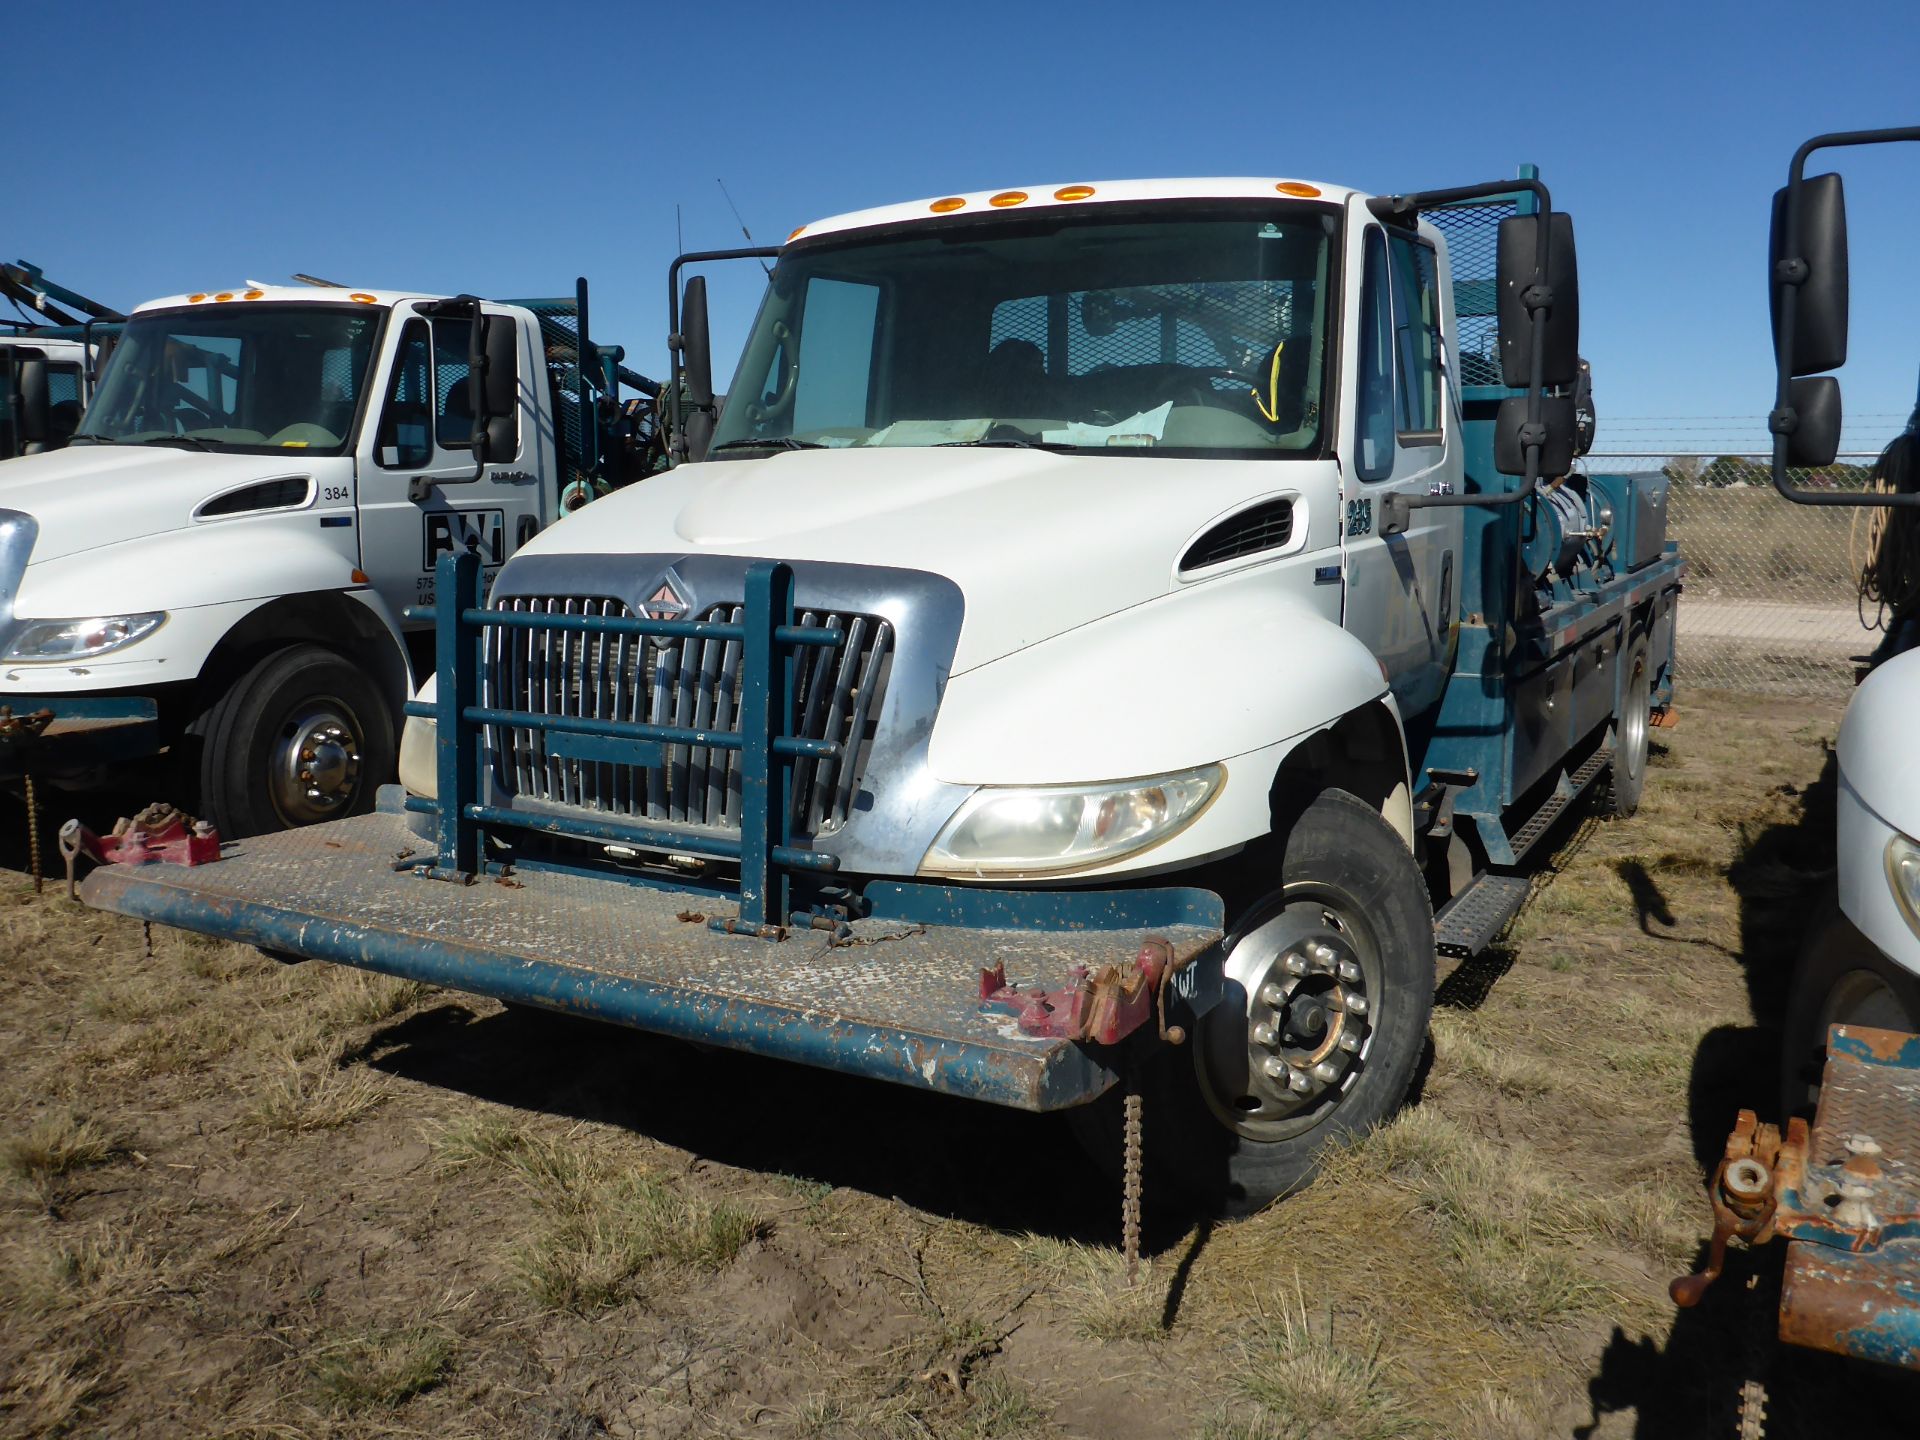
[1197,898,1375,1141]
[272,705,363,825]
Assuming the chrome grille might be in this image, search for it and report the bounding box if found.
[484,594,894,836]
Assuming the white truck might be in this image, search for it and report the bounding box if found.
[76,170,1684,1218]
[0,280,659,835]
[0,260,123,459]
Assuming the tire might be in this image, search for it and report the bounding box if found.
[1606,634,1651,818]
[1072,789,1434,1217]
[1779,902,1920,1118]
[198,644,395,839]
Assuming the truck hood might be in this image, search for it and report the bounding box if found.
[0,444,320,564]
[513,447,1330,674]
[1839,646,1920,841]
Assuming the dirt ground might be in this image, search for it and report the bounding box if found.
[4,687,1920,1439]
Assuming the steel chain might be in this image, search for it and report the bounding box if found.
[1122,1081,1143,1286]
[24,774,41,895]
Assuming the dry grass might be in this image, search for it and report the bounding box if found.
[1013,1236,1164,1342]
[1202,1283,1416,1440]
[2,1111,119,1190]
[246,1055,388,1133]
[306,1324,455,1412]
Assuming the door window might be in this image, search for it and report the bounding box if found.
[1354,229,1395,481]
[1389,234,1441,439]
[375,320,432,469]
[432,319,474,449]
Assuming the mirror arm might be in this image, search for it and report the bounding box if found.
[666,246,781,462]
[1769,128,1920,507]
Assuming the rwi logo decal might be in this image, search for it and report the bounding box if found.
[423,509,506,569]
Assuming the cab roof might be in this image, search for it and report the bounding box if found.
[132,284,443,314]
[792,177,1362,243]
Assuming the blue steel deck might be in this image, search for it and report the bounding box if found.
[77,809,1221,1112]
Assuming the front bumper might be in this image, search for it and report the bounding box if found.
[78,799,1225,1112]
[0,693,161,782]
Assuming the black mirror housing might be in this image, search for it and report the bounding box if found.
[1771,171,1848,377]
[15,352,50,448]
[679,275,716,462]
[1494,393,1577,477]
[466,310,520,465]
[1496,212,1580,389]
[1784,375,1842,467]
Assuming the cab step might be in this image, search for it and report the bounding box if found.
[1433,872,1531,959]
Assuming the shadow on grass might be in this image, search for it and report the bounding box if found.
[1576,744,1920,1434]
[355,999,1186,1253]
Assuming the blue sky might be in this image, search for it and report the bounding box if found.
[10,0,1918,455]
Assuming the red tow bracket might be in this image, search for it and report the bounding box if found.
[59,804,222,898]
[979,937,1174,1046]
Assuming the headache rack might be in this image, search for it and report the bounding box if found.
[404,551,843,936]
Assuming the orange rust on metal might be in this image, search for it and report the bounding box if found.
[1672,1108,1781,1308]
[1649,706,1679,729]
[1843,1022,1918,1063]
[0,706,55,740]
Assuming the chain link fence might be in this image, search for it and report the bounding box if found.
[1580,452,1884,695]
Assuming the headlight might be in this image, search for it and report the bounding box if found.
[4,613,166,661]
[920,766,1223,878]
[1887,834,1920,936]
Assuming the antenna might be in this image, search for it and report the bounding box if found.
[676,204,684,256]
[717,179,773,276]
[291,273,346,288]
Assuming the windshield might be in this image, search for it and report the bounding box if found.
[75,304,383,454]
[709,204,1337,458]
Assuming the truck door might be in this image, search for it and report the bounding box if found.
[1341,223,1462,721]
[357,305,544,622]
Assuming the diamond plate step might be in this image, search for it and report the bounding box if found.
[1507,746,1611,865]
[1433,872,1532,959]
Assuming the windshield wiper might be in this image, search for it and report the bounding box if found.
[145,435,215,451]
[709,437,827,453]
[935,437,1075,451]
[70,434,122,446]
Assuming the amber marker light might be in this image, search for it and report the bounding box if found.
[1053,185,1096,202]
[787,225,806,241]
[1275,182,1323,198]
[188,293,207,303]
[349,293,378,304]
[244,289,264,299]
[988,190,1028,207]
[214,291,234,302]
[929,197,966,213]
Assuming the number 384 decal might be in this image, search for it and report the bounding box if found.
[1344,498,1373,537]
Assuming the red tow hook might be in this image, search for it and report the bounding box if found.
[979,937,1180,1046]
[58,803,223,898]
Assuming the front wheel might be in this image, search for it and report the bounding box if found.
[1076,789,1434,1216]
[1780,903,1920,1118]
[197,644,395,838]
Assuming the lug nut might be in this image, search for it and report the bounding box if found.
[1312,1061,1341,1083]
[1259,982,1286,1007]
[1262,1056,1288,1080]
[1310,942,1336,968]
[1287,1068,1312,1094]
[1338,959,1362,983]
[1338,1031,1361,1053]
[1343,994,1369,1017]
[1252,1023,1278,1047]
[1283,953,1308,976]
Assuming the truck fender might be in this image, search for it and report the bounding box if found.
[927,582,1398,793]
[190,587,412,739]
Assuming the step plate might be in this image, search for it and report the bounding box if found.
[78,811,1220,1114]
[1433,873,1532,959]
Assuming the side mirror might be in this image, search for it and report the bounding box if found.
[680,275,716,463]
[1783,375,1841,467]
[1771,172,1848,376]
[1496,212,1579,389]
[15,352,50,450]
[467,312,519,464]
[1493,393,1576,477]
